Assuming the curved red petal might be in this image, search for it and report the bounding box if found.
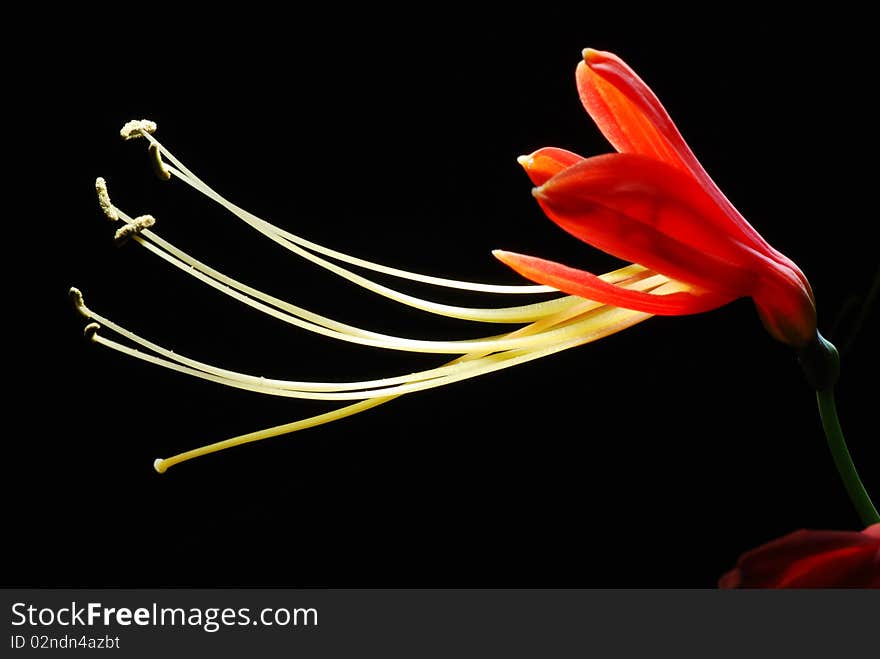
[577,49,691,173]
[753,276,818,347]
[534,152,760,298]
[493,250,730,315]
[518,147,584,186]
[577,49,814,302]
[775,544,880,588]
[720,529,880,589]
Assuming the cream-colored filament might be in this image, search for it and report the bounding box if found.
[73,121,685,472]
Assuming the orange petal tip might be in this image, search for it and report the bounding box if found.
[516,154,533,167]
[492,249,518,268]
[582,48,601,63]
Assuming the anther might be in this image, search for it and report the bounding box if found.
[153,458,168,474]
[120,119,157,140]
[114,215,156,246]
[95,177,119,221]
[149,144,171,180]
[69,287,91,319]
[83,322,101,341]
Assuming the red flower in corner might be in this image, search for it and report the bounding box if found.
[495,49,817,347]
[720,524,880,588]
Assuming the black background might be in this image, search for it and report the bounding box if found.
[9,8,878,587]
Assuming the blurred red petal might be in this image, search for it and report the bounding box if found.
[720,527,880,588]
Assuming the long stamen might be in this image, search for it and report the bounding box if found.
[122,304,652,400]
[149,286,681,472]
[74,276,680,470]
[130,134,672,332]
[71,292,551,393]
[79,121,686,473]
[105,185,599,329]
[141,132,555,294]
[100,203,589,353]
[74,286,662,398]
[99,215,671,355]
[153,399,394,473]
[131,215,589,326]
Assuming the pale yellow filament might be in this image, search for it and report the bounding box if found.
[74,121,692,472]
[141,131,556,294]
[75,277,669,400]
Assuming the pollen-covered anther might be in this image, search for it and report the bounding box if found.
[95,177,119,221]
[114,214,156,246]
[149,144,171,181]
[83,322,101,341]
[69,287,91,319]
[120,119,157,140]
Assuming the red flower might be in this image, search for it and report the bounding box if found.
[719,524,880,588]
[495,49,817,347]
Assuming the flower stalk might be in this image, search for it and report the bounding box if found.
[816,387,879,526]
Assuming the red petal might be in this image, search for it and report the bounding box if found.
[518,147,584,186]
[720,529,880,588]
[493,250,730,315]
[534,152,759,299]
[775,545,880,588]
[578,49,814,302]
[752,271,818,347]
[577,48,696,174]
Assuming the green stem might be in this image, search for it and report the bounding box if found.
[816,388,879,526]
